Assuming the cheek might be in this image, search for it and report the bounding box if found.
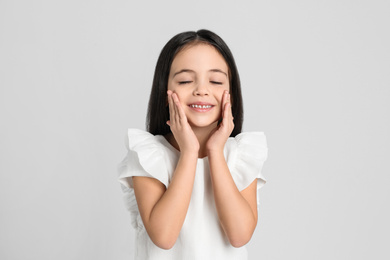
[171,91,187,106]
[225,84,230,93]
[217,84,230,95]
[167,81,175,91]
[215,87,229,102]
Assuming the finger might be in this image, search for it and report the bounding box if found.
[172,92,183,122]
[172,93,187,122]
[221,90,229,119]
[227,93,234,130]
[222,94,233,126]
[227,93,232,118]
[223,101,231,123]
[167,90,175,124]
[169,90,180,126]
[227,93,234,123]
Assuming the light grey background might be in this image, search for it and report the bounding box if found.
[1,0,389,259]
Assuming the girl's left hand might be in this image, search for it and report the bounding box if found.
[206,91,234,153]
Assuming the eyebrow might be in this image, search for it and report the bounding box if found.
[173,69,195,78]
[209,69,228,77]
[173,69,228,78]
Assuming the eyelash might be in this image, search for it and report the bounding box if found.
[178,81,192,85]
[210,81,222,85]
[178,81,222,85]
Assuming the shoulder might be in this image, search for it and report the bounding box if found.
[125,129,178,156]
[224,132,268,191]
[126,129,167,148]
[225,132,267,157]
[118,129,178,189]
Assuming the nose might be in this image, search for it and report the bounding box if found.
[193,82,209,96]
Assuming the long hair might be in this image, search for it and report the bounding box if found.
[146,29,243,137]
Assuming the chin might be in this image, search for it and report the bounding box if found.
[188,120,219,129]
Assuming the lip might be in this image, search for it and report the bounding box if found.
[188,102,215,112]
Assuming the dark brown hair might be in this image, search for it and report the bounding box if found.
[146,29,243,137]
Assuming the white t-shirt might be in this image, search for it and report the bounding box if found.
[118,129,268,260]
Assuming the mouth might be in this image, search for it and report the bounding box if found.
[188,102,214,112]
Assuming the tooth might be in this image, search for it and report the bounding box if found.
[191,104,212,108]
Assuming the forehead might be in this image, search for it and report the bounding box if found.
[170,43,228,73]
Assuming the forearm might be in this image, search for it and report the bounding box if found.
[208,150,257,247]
[145,152,198,248]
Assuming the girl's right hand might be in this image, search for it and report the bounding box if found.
[167,90,199,155]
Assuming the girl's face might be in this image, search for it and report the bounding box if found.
[167,43,230,129]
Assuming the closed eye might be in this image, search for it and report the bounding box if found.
[210,81,223,85]
[179,81,193,85]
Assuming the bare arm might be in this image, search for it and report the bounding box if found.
[133,151,197,249]
[208,152,258,247]
[206,91,258,247]
[132,91,199,250]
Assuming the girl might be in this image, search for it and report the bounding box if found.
[118,29,268,260]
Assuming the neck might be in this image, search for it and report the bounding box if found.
[192,122,218,158]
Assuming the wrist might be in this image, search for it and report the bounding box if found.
[206,148,224,158]
[180,149,199,159]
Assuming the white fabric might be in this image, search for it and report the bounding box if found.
[118,129,268,260]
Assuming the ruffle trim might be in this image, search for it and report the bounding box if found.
[118,129,170,189]
[227,132,268,207]
[117,129,172,228]
[118,129,268,227]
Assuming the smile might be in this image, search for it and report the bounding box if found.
[188,103,214,112]
[190,104,212,108]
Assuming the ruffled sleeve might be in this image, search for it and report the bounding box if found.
[225,132,268,206]
[117,129,172,228]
